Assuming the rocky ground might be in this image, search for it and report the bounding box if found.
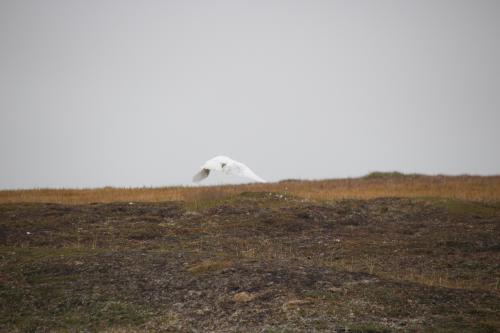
[1,192,499,332]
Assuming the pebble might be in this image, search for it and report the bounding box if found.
[233,291,255,302]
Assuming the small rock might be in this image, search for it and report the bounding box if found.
[233,291,255,302]
[187,290,202,297]
[195,306,211,315]
[184,211,201,217]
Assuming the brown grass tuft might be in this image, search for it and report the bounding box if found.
[187,259,233,274]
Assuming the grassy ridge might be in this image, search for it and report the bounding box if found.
[1,173,499,331]
[1,173,500,204]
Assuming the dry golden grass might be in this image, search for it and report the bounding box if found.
[187,259,234,274]
[1,173,499,204]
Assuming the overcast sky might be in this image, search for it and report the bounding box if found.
[1,0,499,189]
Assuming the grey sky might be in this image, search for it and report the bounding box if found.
[1,0,499,189]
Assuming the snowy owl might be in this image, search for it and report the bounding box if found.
[192,156,266,183]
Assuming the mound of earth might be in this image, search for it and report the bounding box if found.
[1,193,499,332]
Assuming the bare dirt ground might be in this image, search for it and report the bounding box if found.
[1,191,499,332]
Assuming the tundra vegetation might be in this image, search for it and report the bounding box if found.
[1,173,499,332]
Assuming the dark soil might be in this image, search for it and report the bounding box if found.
[1,193,499,332]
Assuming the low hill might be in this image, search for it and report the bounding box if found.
[1,178,499,331]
